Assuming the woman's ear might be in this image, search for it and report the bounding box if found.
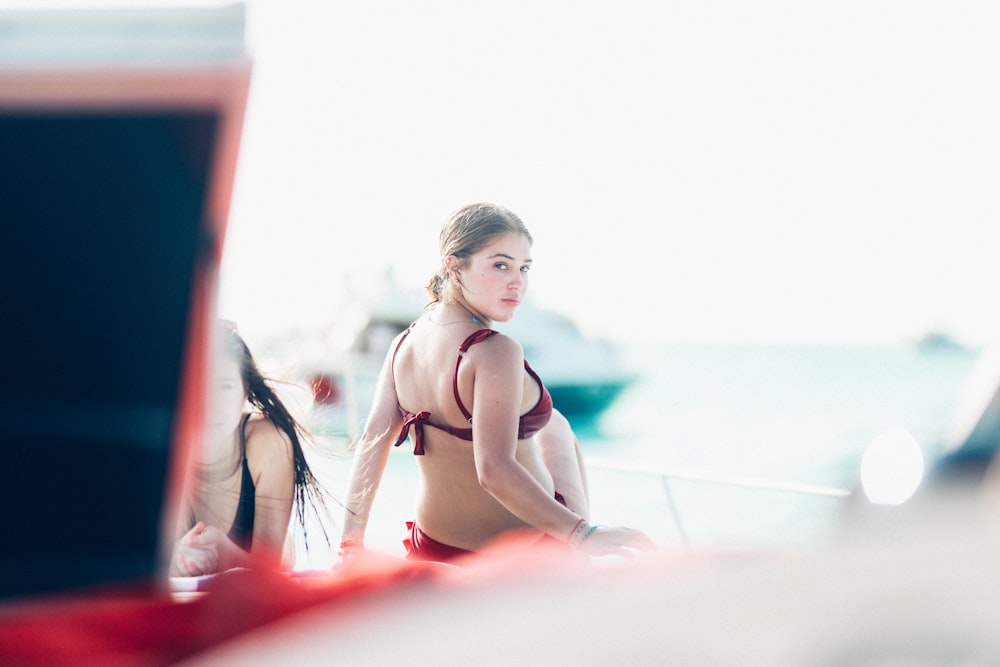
[444,255,461,282]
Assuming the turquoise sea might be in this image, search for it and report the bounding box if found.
[581,341,976,481]
[572,341,980,551]
[297,340,982,567]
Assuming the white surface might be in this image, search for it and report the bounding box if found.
[186,485,1000,665]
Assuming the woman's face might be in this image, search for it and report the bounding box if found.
[205,350,246,447]
[454,232,532,323]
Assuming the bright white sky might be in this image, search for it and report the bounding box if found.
[7,0,1000,345]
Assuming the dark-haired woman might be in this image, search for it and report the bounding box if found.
[341,203,654,562]
[170,322,329,577]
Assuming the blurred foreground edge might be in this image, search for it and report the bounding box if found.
[0,4,251,600]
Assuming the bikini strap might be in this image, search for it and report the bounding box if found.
[389,323,416,385]
[238,412,251,455]
[453,329,499,422]
[185,412,251,533]
[227,413,256,550]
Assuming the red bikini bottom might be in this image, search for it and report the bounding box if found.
[403,492,568,563]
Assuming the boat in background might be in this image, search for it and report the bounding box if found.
[272,279,634,439]
[493,300,635,418]
[914,330,973,354]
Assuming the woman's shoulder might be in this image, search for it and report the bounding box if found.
[464,328,524,365]
[402,314,524,365]
[243,415,293,458]
[243,415,295,488]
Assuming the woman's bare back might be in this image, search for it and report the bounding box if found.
[391,314,553,550]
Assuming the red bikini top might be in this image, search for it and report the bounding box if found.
[392,327,554,455]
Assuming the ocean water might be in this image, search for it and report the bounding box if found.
[580,341,977,480]
[572,341,980,552]
[295,340,982,567]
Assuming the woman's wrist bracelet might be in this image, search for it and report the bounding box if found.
[567,522,604,548]
[566,518,589,546]
[338,539,361,556]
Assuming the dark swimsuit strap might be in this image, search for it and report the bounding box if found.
[389,322,416,377]
[227,413,255,550]
[185,414,254,550]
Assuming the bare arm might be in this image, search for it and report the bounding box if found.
[470,336,583,541]
[473,337,655,556]
[340,337,405,549]
[246,418,297,565]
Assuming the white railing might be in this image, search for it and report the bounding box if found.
[585,457,852,548]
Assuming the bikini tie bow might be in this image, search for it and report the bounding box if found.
[394,410,431,455]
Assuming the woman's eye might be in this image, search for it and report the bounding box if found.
[494,262,508,270]
[520,265,531,273]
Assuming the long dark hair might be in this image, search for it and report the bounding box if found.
[220,321,332,552]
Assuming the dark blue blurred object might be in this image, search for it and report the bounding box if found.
[0,5,250,600]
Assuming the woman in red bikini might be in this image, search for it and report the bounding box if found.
[340,204,654,562]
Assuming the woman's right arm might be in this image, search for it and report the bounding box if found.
[469,336,585,540]
[339,338,404,552]
[472,336,656,557]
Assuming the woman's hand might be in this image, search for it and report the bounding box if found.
[170,522,242,577]
[574,524,657,557]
